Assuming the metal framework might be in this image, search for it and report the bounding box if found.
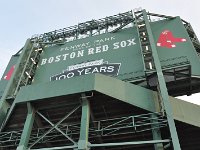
[0,8,200,150]
[0,110,168,149]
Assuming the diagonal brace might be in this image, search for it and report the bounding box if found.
[29,105,80,148]
[37,111,76,145]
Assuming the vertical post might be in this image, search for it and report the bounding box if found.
[142,10,181,150]
[78,94,90,150]
[151,114,164,150]
[0,39,32,126]
[17,102,35,150]
[0,101,10,127]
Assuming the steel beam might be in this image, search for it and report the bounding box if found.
[0,100,10,127]
[141,9,181,149]
[0,102,16,131]
[78,94,90,150]
[31,145,77,150]
[89,139,170,147]
[89,103,105,150]
[34,114,52,147]
[151,114,164,150]
[31,139,170,150]
[16,102,35,150]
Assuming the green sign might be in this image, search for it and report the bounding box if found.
[151,17,200,75]
[33,27,144,84]
[32,17,200,84]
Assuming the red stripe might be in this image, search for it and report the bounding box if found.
[4,65,15,80]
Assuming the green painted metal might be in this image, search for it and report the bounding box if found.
[141,9,181,149]
[14,73,200,128]
[17,102,35,150]
[33,27,144,84]
[1,9,200,150]
[151,17,200,76]
[151,114,164,150]
[93,74,156,111]
[89,140,170,147]
[29,105,80,149]
[36,111,77,145]
[15,74,95,103]
[78,94,90,150]
[30,140,170,150]
[15,74,156,112]
[0,39,32,126]
[31,17,200,85]
[31,145,77,150]
[0,56,19,130]
[30,140,171,150]
[0,102,16,131]
[0,55,19,98]
[170,97,200,127]
[0,101,10,128]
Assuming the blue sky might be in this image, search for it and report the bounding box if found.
[0,0,200,104]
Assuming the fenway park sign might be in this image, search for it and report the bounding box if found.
[40,37,136,66]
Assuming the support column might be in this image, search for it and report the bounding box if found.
[78,94,90,150]
[142,9,181,150]
[17,102,35,150]
[151,114,164,150]
[0,101,10,127]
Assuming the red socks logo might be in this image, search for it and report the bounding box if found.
[4,65,15,80]
[157,30,186,48]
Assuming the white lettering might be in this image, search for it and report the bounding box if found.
[107,66,115,72]
[67,72,74,78]
[96,46,101,53]
[100,66,107,72]
[92,67,99,73]
[105,37,110,41]
[113,42,119,49]
[85,68,91,74]
[48,57,54,64]
[65,47,69,51]
[41,58,47,65]
[55,55,61,62]
[75,44,82,49]
[70,52,76,58]
[127,38,136,46]
[111,36,115,40]
[77,69,85,75]
[40,37,137,66]
[102,45,109,52]
[88,48,94,55]
[77,50,84,57]
[59,75,66,80]
[63,53,69,60]
[120,41,127,47]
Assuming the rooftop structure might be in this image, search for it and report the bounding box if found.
[0,8,200,150]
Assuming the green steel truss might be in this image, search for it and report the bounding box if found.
[0,107,169,149]
[134,10,181,149]
[0,8,200,150]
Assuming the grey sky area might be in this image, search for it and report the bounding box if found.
[0,0,200,104]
